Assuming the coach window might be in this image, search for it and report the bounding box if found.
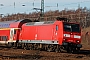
[56,25,58,31]
[0,36,8,41]
[0,36,1,40]
[3,36,7,41]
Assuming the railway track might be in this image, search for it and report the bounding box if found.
[0,48,40,60]
[0,47,89,60]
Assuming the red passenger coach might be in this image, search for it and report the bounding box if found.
[0,19,31,44]
[0,18,82,53]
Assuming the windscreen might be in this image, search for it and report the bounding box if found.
[63,22,80,32]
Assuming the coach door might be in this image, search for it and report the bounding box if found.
[10,28,14,42]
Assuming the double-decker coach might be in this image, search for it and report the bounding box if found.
[0,19,31,44]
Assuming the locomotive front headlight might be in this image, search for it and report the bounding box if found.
[74,35,81,39]
[63,39,67,41]
[64,34,70,37]
[76,40,80,43]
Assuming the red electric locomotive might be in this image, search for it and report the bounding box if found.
[0,18,82,53]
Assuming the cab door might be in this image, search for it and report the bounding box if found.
[9,28,20,42]
[9,28,14,42]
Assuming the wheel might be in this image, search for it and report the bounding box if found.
[67,46,73,53]
[72,48,77,54]
[55,49,59,53]
[47,45,53,52]
[7,42,13,48]
[60,46,66,52]
[47,48,52,52]
[77,48,80,52]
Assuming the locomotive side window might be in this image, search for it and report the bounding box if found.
[14,29,16,34]
[56,25,58,31]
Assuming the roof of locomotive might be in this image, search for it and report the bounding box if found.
[25,21,55,26]
[24,21,79,26]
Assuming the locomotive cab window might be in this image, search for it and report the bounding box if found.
[56,25,58,31]
[63,22,80,32]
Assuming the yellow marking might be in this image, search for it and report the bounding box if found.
[0,28,20,30]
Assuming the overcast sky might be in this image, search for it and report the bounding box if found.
[0,0,90,15]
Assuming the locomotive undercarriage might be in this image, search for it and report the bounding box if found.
[62,42,82,53]
[7,41,82,53]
